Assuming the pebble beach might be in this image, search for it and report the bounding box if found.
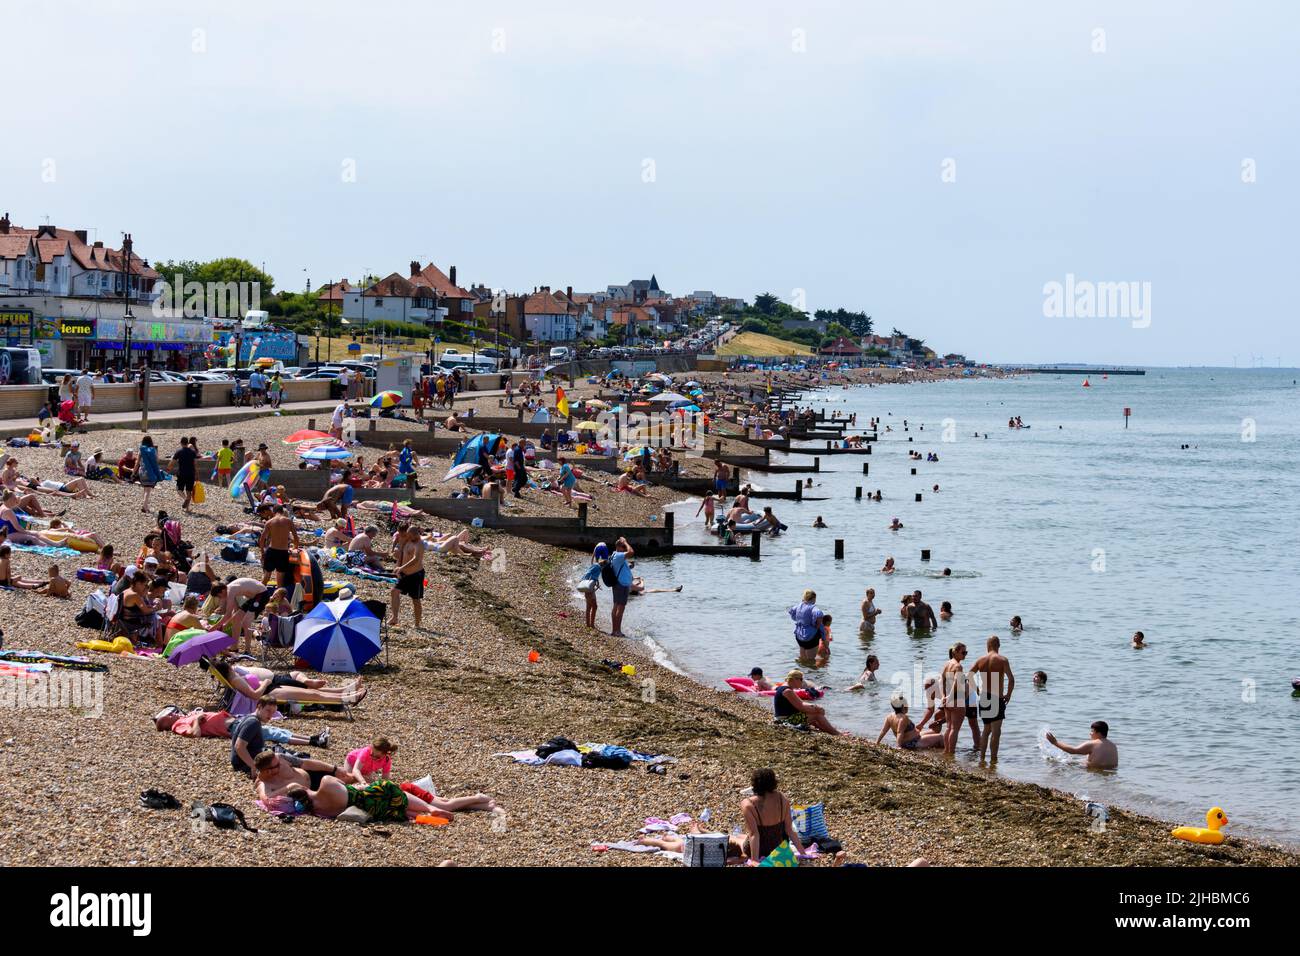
[1,369,1295,868]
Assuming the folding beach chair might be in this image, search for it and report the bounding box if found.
[361,599,391,669]
[259,613,300,671]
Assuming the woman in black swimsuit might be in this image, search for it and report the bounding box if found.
[740,768,806,862]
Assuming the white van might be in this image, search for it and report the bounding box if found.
[549,346,573,362]
[242,310,271,330]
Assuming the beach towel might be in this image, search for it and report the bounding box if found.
[11,544,80,559]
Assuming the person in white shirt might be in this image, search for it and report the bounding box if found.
[75,373,95,420]
[330,402,347,439]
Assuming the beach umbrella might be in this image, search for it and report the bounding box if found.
[684,381,701,388]
[623,445,650,461]
[646,372,671,381]
[296,437,346,452]
[575,421,604,431]
[370,390,403,409]
[293,598,382,673]
[167,630,234,668]
[283,429,333,444]
[582,399,610,410]
[647,391,690,404]
[443,462,480,482]
[678,404,701,413]
[300,445,353,462]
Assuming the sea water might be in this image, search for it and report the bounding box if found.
[611,368,1300,845]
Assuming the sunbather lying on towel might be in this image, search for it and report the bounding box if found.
[284,776,438,823]
[426,529,491,558]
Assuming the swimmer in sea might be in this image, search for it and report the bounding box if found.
[939,600,953,621]
[812,516,827,528]
[1131,630,1146,648]
[749,667,773,692]
[860,587,881,633]
[941,567,952,577]
[1046,721,1118,770]
[848,654,879,690]
[889,517,904,531]
[1033,671,1047,686]
[1009,615,1023,633]
[881,556,895,574]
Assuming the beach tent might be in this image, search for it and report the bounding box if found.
[294,598,381,673]
[452,433,504,469]
[531,407,552,424]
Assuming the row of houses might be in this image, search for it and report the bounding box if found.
[319,260,744,344]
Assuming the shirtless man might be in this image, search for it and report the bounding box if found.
[216,577,273,655]
[348,525,388,569]
[259,505,300,590]
[253,750,363,802]
[969,635,1015,762]
[313,481,352,519]
[1046,721,1119,769]
[860,587,882,633]
[389,523,426,629]
[907,589,938,632]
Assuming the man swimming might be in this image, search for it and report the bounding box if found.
[1046,721,1118,769]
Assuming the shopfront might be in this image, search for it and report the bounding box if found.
[91,317,214,371]
[0,308,35,347]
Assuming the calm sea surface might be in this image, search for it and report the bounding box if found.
[592,368,1300,845]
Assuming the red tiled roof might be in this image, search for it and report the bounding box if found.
[819,337,862,354]
[413,262,472,300]
[316,280,352,303]
[523,290,574,315]
[9,225,158,277]
[362,273,437,299]
[0,235,34,260]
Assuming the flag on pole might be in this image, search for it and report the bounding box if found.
[556,386,570,418]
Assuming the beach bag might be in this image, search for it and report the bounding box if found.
[535,736,579,759]
[791,803,830,842]
[75,607,104,630]
[599,560,618,588]
[192,482,206,504]
[76,568,110,584]
[682,832,730,868]
[221,545,249,562]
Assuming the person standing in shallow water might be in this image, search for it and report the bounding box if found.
[970,635,1015,763]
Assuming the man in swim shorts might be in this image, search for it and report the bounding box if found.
[388,523,426,629]
[259,505,299,590]
[969,635,1015,762]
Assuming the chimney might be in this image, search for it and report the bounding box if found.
[566,285,573,301]
[410,260,420,277]
[449,265,457,287]
[0,213,8,235]
[93,240,104,248]
[74,230,88,244]
[38,224,56,239]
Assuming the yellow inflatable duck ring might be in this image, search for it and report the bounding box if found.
[1172,807,1228,845]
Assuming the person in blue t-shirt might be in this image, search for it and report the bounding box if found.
[608,537,635,637]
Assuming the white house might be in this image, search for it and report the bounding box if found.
[523,288,577,342]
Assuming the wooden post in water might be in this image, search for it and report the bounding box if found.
[855,486,862,499]
[862,462,869,475]
[749,530,762,561]
[911,467,917,475]
[834,539,844,559]
[921,549,931,561]
[796,478,803,500]
[915,492,922,502]
[814,457,820,472]
[663,509,674,548]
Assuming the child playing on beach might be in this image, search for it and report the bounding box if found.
[578,543,607,628]
[695,493,717,526]
[216,439,234,488]
[344,737,398,783]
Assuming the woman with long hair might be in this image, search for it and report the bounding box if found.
[136,435,168,514]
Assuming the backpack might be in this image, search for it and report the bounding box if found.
[191,801,258,833]
[535,736,579,759]
[599,559,618,588]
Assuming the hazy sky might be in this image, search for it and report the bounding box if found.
[8,1,1297,365]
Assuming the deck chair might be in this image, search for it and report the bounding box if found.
[201,656,356,722]
[361,599,390,668]
[259,613,300,670]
